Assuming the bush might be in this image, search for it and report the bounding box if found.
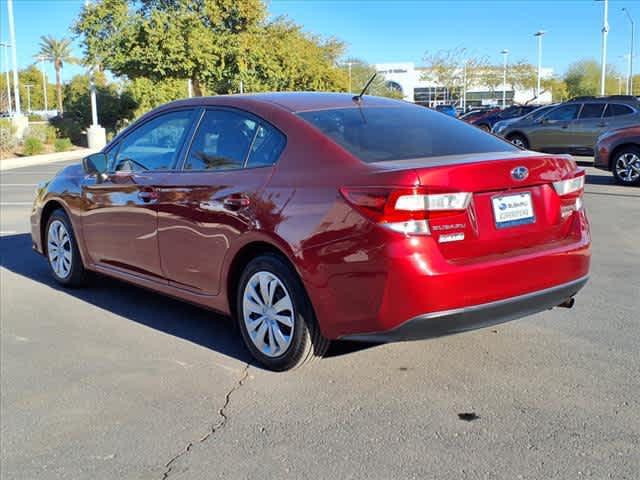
[54,137,73,152]
[28,113,43,122]
[50,116,84,145]
[23,123,58,144]
[0,119,17,154]
[23,137,44,156]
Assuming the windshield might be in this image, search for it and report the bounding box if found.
[298,106,516,163]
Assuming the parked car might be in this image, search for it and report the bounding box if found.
[460,107,499,123]
[471,105,542,132]
[500,96,640,155]
[493,104,558,134]
[595,125,640,186]
[435,104,457,117]
[31,93,590,370]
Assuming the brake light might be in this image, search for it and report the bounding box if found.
[553,170,585,196]
[339,187,471,235]
[552,170,585,218]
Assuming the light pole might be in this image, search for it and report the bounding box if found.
[623,7,634,95]
[0,42,12,115]
[36,55,48,113]
[6,0,21,115]
[598,0,609,96]
[501,49,509,108]
[534,31,546,98]
[24,84,33,112]
[84,0,106,149]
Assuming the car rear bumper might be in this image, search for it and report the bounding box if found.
[341,275,588,342]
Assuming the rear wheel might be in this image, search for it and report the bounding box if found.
[45,209,88,287]
[507,133,529,149]
[236,253,329,371]
[612,146,640,186]
[478,124,491,132]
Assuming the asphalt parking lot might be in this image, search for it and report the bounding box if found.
[1,159,638,480]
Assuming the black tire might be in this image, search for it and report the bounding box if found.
[236,253,329,371]
[478,124,491,132]
[612,145,640,186]
[44,209,88,287]
[507,133,529,150]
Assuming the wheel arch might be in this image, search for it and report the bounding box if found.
[40,199,68,255]
[505,130,530,147]
[225,240,301,320]
[609,141,640,171]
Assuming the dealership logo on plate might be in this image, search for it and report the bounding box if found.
[511,166,529,181]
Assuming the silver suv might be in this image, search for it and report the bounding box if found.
[497,96,640,155]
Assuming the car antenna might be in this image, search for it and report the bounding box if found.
[352,73,377,104]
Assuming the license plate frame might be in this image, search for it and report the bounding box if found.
[492,191,535,229]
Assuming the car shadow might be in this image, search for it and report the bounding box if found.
[0,234,376,368]
[585,173,616,186]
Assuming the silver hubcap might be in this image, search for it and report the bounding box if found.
[511,137,525,148]
[242,271,294,358]
[47,220,72,279]
[615,152,640,183]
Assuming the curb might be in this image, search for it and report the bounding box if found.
[0,149,98,172]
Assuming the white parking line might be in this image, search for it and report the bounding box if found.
[0,231,18,235]
[0,184,38,186]
[0,202,32,206]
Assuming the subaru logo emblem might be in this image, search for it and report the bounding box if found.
[511,166,529,181]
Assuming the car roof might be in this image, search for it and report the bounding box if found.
[164,92,407,113]
[566,95,639,105]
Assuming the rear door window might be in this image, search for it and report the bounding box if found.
[579,103,605,119]
[298,106,516,163]
[246,124,286,168]
[185,110,258,170]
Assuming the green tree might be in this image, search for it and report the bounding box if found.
[0,67,56,113]
[124,77,188,117]
[564,59,620,97]
[36,36,79,114]
[340,58,403,98]
[75,0,346,96]
[60,72,137,141]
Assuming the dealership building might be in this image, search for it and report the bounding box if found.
[375,62,553,108]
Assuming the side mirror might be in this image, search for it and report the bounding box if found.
[83,153,108,179]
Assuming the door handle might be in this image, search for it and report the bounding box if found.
[138,187,158,202]
[223,194,250,210]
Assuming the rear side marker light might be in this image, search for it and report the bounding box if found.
[340,187,471,236]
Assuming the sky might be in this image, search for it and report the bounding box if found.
[1,0,638,82]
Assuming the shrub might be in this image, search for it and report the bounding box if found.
[50,116,84,145]
[54,137,73,152]
[28,113,43,122]
[0,119,17,154]
[23,137,44,156]
[45,125,58,144]
[23,124,48,143]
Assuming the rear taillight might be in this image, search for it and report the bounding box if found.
[553,170,585,218]
[339,187,471,235]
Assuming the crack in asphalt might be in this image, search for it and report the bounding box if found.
[160,363,250,479]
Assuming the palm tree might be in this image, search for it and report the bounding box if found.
[36,36,79,115]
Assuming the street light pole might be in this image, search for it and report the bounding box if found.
[25,84,33,113]
[84,0,106,149]
[534,31,546,98]
[36,55,48,113]
[501,49,509,108]
[0,42,12,115]
[599,0,609,96]
[623,8,634,95]
[6,0,21,115]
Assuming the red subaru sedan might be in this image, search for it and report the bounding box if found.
[31,93,591,370]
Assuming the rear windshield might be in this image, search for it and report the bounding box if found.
[298,106,516,163]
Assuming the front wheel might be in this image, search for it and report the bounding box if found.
[612,146,640,186]
[45,209,88,287]
[236,254,329,371]
[507,133,529,150]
